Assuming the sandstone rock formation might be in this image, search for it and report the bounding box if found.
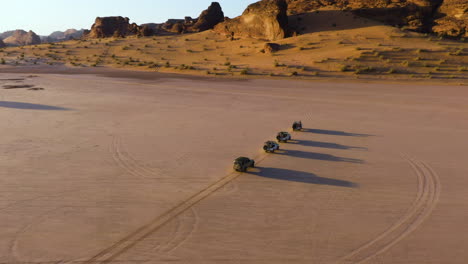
[0,30,15,40]
[84,16,140,38]
[433,0,467,37]
[193,2,225,31]
[214,0,289,41]
[263,43,281,53]
[285,0,466,37]
[3,30,41,46]
[287,0,440,32]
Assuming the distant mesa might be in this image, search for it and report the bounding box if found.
[43,29,85,43]
[3,30,41,46]
[214,0,290,41]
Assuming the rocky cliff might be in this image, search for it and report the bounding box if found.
[3,30,41,46]
[214,0,289,41]
[433,0,467,37]
[286,0,466,37]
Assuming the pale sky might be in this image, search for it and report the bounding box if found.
[0,0,257,36]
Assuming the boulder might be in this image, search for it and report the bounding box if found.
[214,0,289,41]
[3,30,41,46]
[193,2,225,31]
[85,16,141,38]
[264,43,281,53]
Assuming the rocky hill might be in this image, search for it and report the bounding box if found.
[192,2,225,32]
[45,29,85,42]
[0,30,16,40]
[3,30,41,46]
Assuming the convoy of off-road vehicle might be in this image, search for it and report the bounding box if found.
[233,121,303,172]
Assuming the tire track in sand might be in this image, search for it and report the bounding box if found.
[85,136,269,263]
[110,136,164,180]
[338,154,441,264]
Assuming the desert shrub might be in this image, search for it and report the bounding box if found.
[165,61,170,67]
[240,68,249,75]
[290,71,298,76]
[387,68,396,74]
[458,67,467,72]
[1,58,5,64]
[340,65,349,72]
[122,46,130,50]
[355,66,375,74]
[224,61,231,66]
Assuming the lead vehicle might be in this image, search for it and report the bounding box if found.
[292,121,303,131]
[233,157,255,172]
[276,132,292,143]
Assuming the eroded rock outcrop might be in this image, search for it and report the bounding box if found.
[193,2,225,31]
[433,0,467,37]
[214,0,289,41]
[85,16,140,38]
[286,0,466,37]
[3,30,41,46]
[264,42,281,53]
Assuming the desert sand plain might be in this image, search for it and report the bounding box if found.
[0,68,467,264]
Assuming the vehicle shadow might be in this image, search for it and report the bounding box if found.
[249,167,358,188]
[302,128,373,137]
[278,150,364,164]
[0,101,71,111]
[292,139,368,151]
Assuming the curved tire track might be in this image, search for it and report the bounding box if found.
[85,139,269,263]
[338,154,441,264]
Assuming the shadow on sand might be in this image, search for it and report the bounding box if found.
[302,128,373,137]
[0,101,71,111]
[249,167,357,188]
[278,150,364,164]
[292,139,368,151]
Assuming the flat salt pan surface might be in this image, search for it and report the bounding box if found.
[1,72,467,263]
